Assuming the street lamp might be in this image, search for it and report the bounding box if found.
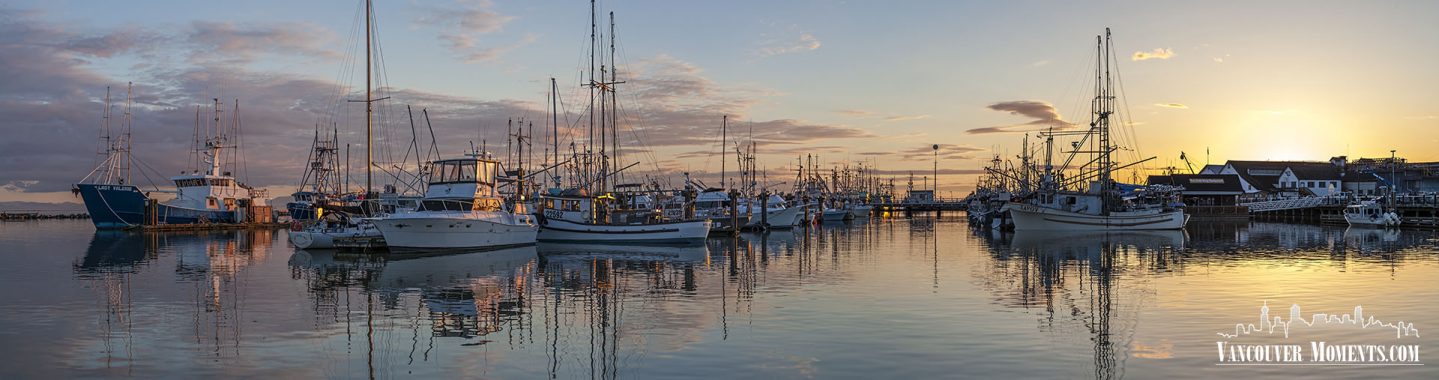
[932,144,939,193]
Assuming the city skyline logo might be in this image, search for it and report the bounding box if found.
[1213,302,1422,366]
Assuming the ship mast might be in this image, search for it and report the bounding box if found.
[364,0,372,194]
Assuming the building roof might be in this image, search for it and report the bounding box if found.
[1147,174,1245,195]
[1199,164,1226,174]
[1225,160,1340,192]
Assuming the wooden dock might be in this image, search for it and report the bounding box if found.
[873,201,969,212]
[137,223,284,232]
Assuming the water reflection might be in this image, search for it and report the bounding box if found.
[981,230,1186,380]
[15,219,1436,378]
[69,229,276,374]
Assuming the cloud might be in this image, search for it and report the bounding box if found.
[1154,103,1188,109]
[611,54,872,147]
[418,0,527,63]
[896,144,982,161]
[186,21,340,65]
[756,33,821,57]
[1212,57,1224,63]
[883,114,930,122]
[0,8,542,194]
[836,109,875,118]
[63,27,162,58]
[1132,48,1175,61]
[459,33,536,63]
[0,10,869,198]
[967,100,1075,134]
[836,109,929,122]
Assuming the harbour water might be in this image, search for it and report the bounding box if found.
[1,217,1436,379]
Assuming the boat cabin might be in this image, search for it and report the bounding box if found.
[421,156,503,211]
[169,173,254,211]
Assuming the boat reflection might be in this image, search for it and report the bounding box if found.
[980,230,1187,380]
[74,231,154,277]
[69,229,276,371]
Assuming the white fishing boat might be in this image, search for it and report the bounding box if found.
[1006,29,1188,231]
[741,194,809,229]
[1343,200,1400,227]
[538,189,711,244]
[372,155,538,251]
[533,3,710,244]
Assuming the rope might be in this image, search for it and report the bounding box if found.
[94,187,136,227]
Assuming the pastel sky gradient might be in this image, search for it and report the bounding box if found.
[2,0,1437,204]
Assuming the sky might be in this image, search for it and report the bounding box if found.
[2,0,1437,205]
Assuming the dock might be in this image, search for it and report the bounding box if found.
[1246,194,1439,228]
[874,199,969,216]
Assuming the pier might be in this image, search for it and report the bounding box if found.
[874,199,969,216]
[1246,194,1439,227]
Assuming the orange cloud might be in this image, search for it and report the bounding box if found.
[1132,48,1175,61]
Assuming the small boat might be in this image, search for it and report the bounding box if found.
[821,208,851,222]
[741,194,809,229]
[1343,200,1400,228]
[372,154,539,251]
[287,212,381,249]
[848,204,873,219]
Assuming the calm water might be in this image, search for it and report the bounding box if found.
[1,217,1436,379]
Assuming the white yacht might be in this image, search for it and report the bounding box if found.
[372,155,538,251]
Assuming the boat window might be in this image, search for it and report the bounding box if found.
[458,161,477,182]
[435,164,451,183]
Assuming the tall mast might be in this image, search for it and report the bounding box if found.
[609,11,619,189]
[364,0,374,194]
[1099,28,1113,191]
[587,0,596,193]
[551,78,560,187]
[721,115,727,189]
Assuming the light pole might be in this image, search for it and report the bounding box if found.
[932,144,939,194]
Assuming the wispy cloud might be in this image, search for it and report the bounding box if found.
[883,114,931,122]
[967,100,1075,134]
[418,0,528,63]
[186,21,340,65]
[1155,103,1188,109]
[836,109,875,118]
[893,144,982,161]
[837,109,929,122]
[1132,47,1175,61]
[756,33,821,57]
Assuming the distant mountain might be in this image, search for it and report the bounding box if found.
[0,201,87,213]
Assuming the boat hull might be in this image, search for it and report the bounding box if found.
[1006,203,1188,231]
[849,205,873,219]
[77,184,244,229]
[821,209,850,222]
[288,226,381,249]
[764,206,808,228]
[1344,213,1399,228]
[372,215,537,251]
[537,217,710,244]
